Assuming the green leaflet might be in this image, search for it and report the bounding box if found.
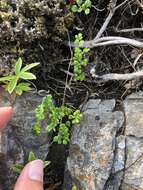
[0,58,39,94]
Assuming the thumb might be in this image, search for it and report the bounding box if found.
[14,160,44,190]
[0,107,13,130]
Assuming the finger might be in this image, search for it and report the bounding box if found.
[14,160,44,190]
[0,107,13,130]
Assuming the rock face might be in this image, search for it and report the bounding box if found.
[64,92,143,190]
[0,91,49,190]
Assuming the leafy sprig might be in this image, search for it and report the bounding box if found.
[33,95,82,144]
[71,0,92,15]
[73,33,90,81]
[0,58,39,94]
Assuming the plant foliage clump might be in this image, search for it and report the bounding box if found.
[73,33,90,81]
[33,95,82,144]
[71,0,92,15]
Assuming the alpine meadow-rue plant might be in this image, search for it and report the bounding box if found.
[0,57,40,95]
[33,95,82,145]
[73,33,90,81]
[71,0,92,15]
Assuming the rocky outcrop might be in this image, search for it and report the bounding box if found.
[0,91,50,190]
[64,92,143,190]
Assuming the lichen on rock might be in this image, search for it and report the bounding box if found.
[0,0,74,76]
[0,0,63,42]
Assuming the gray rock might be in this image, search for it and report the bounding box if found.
[122,136,143,190]
[104,136,125,190]
[64,99,124,190]
[113,136,126,173]
[82,99,101,111]
[104,172,124,190]
[120,92,143,189]
[124,92,143,138]
[0,91,50,190]
[125,91,143,100]
[64,92,143,190]
[82,99,115,112]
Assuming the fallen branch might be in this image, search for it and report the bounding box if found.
[68,36,143,48]
[93,70,143,81]
[116,27,143,33]
[85,36,143,48]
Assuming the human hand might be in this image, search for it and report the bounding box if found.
[0,107,44,190]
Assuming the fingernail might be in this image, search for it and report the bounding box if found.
[28,160,44,182]
[0,106,13,111]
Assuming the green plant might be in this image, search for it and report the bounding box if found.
[0,58,40,95]
[33,95,82,144]
[73,33,90,81]
[72,185,78,190]
[71,0,92,15]
[12,151,50,174]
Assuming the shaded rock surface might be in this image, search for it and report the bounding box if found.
[64,92,143,190]
[0,91,50,190]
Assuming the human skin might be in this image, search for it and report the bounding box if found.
[0,107,44,190]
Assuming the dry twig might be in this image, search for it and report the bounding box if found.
[116,27,143,33]
[68,36,143,48]
[94,0,117,39]
[93,70,143,81]
[94,0,128,39]
[133,53,143,66]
